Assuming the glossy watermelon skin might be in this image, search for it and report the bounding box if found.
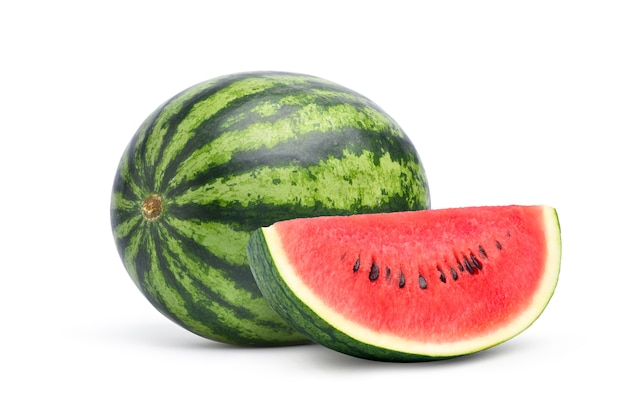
[110,71,430,346]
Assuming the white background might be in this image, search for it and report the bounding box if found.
[2,1,624,415]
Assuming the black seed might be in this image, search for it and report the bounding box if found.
[385,267,391,280]
[479,245,487,258]
[450,267,459,281]
[464,256,475,274]
[495,240,503,250]
[458,261,465,272]
[369,262,379,281]
[419,275,427,289]
[438,267,446,283]
[353,256,360,272]
[471,253,483,271]
[399,271,406,288]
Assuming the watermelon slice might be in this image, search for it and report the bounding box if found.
[246,205,561,361]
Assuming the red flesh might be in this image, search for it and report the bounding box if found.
[274,206,548,343]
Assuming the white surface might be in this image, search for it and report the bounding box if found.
[2,1,624,415]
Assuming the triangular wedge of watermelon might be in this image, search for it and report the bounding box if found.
[247,205,561,362]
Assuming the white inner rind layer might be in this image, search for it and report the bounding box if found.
[262,206,561,357]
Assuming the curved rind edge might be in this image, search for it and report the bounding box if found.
[247,227,440,362]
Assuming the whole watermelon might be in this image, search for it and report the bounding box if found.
[110,71,430,346]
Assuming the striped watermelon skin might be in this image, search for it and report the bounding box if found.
[110,71,430,346]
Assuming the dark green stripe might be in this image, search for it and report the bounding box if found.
[165,121,420,198]
[167,191,424,235]
[112,144,144,204]
[170,149,429,220]
[126,104,167,194]
[111,212,142,258]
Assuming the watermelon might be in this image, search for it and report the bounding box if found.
[110,71,430,346]
[247,205,561,360]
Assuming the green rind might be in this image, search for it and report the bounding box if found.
[247,229,439,361]
[111,71,430,346]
